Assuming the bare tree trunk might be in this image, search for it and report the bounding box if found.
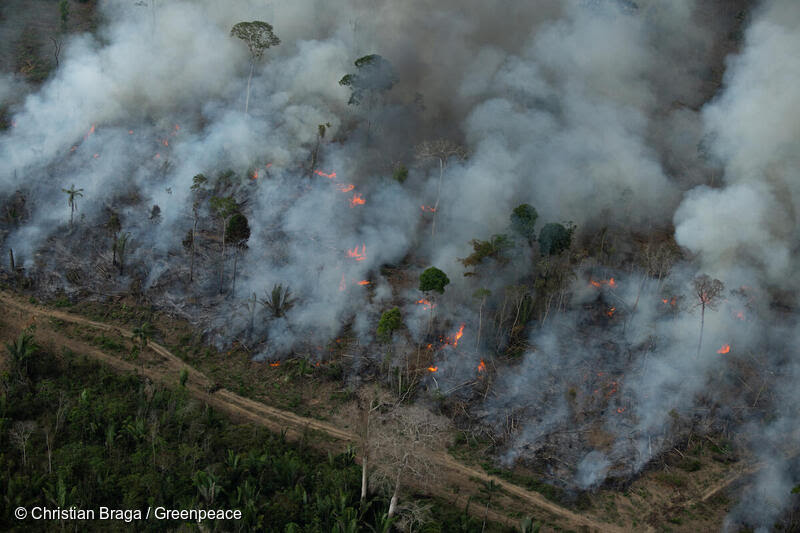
[360,454,368,501]
[476,299,484,350]
[388,454,408,518]
[219,219,226,293]
[697,303,705,357]
[45,430,52,474]
[231,248,239,294]
[9,248,14,272]
[189,216,197,282]
[431,158,444,237]
[244,62,254,115]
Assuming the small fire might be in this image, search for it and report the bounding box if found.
[70,146,77,152]
[717,344,731,354]
[428,366,438,372]
[337,184,355,193]
[607,307,616,318]
[161,139,169,147]
[452,323,465,346]
[269,361,280,367]
[734,310,745,321]
[314,170,337,179]
[174,124,180,132]
[590,278,617,289]
[421,205,436,213]
[617,407,626,414]
[252,169,258,180]
[349,193,365,207]
[417,299,435,310]
[346,244,367,261]
[357,280,370,286]
[128,130,134,134]
[93,153,99,159]
[85,124,96,139]
[478,360,486,372]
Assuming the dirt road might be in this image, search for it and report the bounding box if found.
[0,291,627,532]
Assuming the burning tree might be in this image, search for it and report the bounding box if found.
[419,267,449,333]
[61,184,83,228]
[309,122,331,178]
[415,139,466,237]
[230,21,281,114]
[692,274,724,357]
[105,210,121,267]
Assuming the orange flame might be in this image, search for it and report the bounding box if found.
[269,361,280,367]
[734,311,745,321]
[337,183,355,193]
[174,124,180,132]
[617,407,626,414]
[452,323,465,346]
[252,169,259,180]
[590,278,617,289]
[417,298,435,310]
[357,280,370,286]
[428,366,438,372]
[478,360,486,372]
[85,124,96,139]
[314,170,337,179]
[421,205,436,213]
[607,307,616,318]
[717,344,731,354]
[346,244,366,261]
[161,139,169,147]
[350,193,365,207]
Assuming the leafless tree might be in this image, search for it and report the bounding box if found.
[370,404,449,517]
[692,274,724,357]
[11,421,36,468]
[415,139,466,236]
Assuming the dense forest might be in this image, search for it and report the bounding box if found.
[0,329,518,532]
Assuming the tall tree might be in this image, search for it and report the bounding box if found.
[538,222,574,256]
[62,184,83,228]
[116,232,131,275]
[309,122,331,178]
[692,274,724,357]
[510,204,538,247]
[415,139,465,236]
[210,196,237,293]
[188,174,208,283]
[226,212,251,294]
[230,21,281,115]
[105,211,121,266]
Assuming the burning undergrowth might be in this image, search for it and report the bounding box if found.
[1,0,800,527]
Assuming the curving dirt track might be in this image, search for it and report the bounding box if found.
[0,290,628,532]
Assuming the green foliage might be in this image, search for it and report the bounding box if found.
[225,212,251,247]
[209,195,237,221]
[179,368,189,388]
[261,283,297,318]
[510,204,538,244]
[419,267,450,294]
[6,331,37,380]
[459,234,513,268]
[59,0,70,27]
[538,222,574,256]
[230,21,281,60]
[132,322,155,350]
[376,307,403,343]
[392,163,408,183]
[338,54,396,105]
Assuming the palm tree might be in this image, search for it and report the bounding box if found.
[261,283,296,318]
[6,331,37,380]
[132,322,155,351]
[61,184,83,228]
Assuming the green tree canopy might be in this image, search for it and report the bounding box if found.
[459,234,513,268]
[419,267,450,294]
[230,21,280,60]
[339,54,396,106]
[225,212,251,248]
[538,223,574,256]
[376,307,403,343]
[510,204,538,245]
